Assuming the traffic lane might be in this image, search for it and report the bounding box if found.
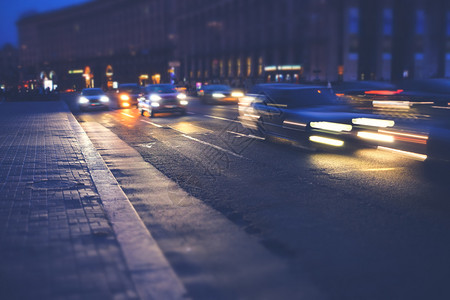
[79,108,450,299]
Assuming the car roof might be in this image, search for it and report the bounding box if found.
[82,88,102,91]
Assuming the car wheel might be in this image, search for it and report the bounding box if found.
[149,110,154,118]
[140,109,144,116]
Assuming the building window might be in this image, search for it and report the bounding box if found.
[228,59,233,77]
[348,7,359,34]
[237,58,241,77]
[220,60,224,77]
[415,53,424,60]
[258,57,263,75]
[383,8,393,36]
[416,10,425,35]
[246,57,252,77]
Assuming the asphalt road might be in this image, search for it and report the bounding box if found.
[66,94,450,300]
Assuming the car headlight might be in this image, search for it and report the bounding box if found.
[231,91,244,98]
[310,121,352,132]
[100,96,109,103]
[151,102,160,107]
[177,93,187,99]
[213,93,226,98]
[352,118,395,128]
[150,94,162,101]
[180,100,188,106]
[120,94,130,101]
[79,96,89,104]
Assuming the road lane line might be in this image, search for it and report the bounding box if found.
[329,167,402,174]
[204,114,241,123]
[226,131,266,141]
[121,112,135,118]
[180,134,245,159]
[140,119,163,128]
[187,112,196,115]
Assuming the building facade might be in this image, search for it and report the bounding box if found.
[16,0,450,90]
[17,0,176,90]
[0,44,19,90]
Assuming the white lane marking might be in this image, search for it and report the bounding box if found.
[140,119,163,128]
[432,106,450,110]
[329,167,402,174]
[180,134,245,159]
[187,112,195,115]
[121,112,135,118]
[226,131,266,141]
[204,114,240,123]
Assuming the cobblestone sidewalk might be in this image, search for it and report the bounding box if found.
[0,101,138,299]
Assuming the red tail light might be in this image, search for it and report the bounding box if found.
[364,89,404,96]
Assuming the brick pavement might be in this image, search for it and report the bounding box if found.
[0,101,139,299]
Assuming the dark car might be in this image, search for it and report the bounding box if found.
[116,83,142,108]
[198,84,243,104]
[239,84,398,150]
[78,88,110,111]
[332,81,406,109]
[138,84,188,117]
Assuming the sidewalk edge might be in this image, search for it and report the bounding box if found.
[64,106,188,300]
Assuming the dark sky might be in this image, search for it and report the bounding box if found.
[0,0,92,47]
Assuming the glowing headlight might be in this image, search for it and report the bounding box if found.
[310,121,352,132]
[150,94,162,101]
[309,136,344,147]
[180,100,188,106]
[100,96,109,103]
[120,94,130,101]
[79,96,89,104]
[231,91,244,98]
[213,93,226,98]
[151,102,160,107]
[357,131,394,143]
[177,93,187,99]
[352,118,395,128]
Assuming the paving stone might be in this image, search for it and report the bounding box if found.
[0,101,138,299]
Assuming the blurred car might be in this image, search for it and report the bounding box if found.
[198,84,243,104]
[426,120,450,164]
[116,83,142,108]
[332,81,400,97]
[239,84,398,150]
[78,88,110,111]
[138,84,188,117]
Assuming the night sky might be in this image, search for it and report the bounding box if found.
[0,0,92,47]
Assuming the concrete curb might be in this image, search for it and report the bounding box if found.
[63,103,188,300]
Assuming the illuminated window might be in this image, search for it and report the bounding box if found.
[348,8,359,34]
[220,60,224,77]
[258,57,263,75]
[247,57,252,76]
[416,10,425,35]
[383,9,393,36]
[228,59,233,77]
[237,58,241,77]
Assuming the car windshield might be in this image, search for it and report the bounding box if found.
[82,89,104,96]
[119,85,140,93]
[145,85,176,94]
[204,85,231,91]
[262,88,337,108]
